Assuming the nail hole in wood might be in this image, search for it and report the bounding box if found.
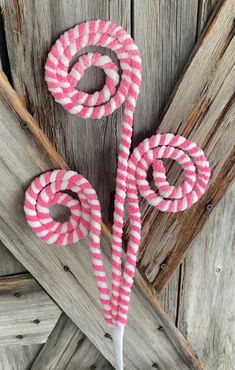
[90,365,97,370]
[16,335,23,339]
[20,121,28,130]
[63,265,70,272]
[33,319,40,324]
[216,267,221,273]
[152,363,159,368]
[206,203,213,211]
[158,326,164,332]
[104,332,112,340]
[160,263,167,270]
[14,292,21,298]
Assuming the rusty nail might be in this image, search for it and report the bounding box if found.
[14,292,21,298]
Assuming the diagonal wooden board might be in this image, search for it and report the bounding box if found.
[31,313,113,370]
[123,0,235,292]
[0,273,61,346]
[0,73,202,369]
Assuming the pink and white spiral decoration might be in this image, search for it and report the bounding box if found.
[24,20,211,370]
[24,169,113,326]
[118,133,210,324]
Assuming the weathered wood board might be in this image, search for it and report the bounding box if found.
[32,313,113,370]
[0,72,202,369]
[132,0,199,144]
[0,273,61,345]
[178,180,235,369]
[0,240,26,276]
[197,0,220,34]
[0,344,42,370]
[126,0,235,292]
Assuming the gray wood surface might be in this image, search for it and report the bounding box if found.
[130,0,235,291]
[0,273,61,345]
[178,180,235,369]
[0,241,26,276]
[0,344,42,370]
[133,0,199,144]
[197,0,220,34]
[0,73,202,369]
[32,313,113,370]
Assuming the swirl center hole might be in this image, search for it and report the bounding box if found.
[49,204,71,223]
[162,159,184,186]
[76,66,105,93]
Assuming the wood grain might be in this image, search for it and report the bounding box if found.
[0,344,42,370]
[197,0,220,35]
[178,180,235,369]
[0,240,26,276]
[0,273,61,345]
[32,313,113,370]
[133,0,199,144]
[125,0,235,292]
[0,73,202,369]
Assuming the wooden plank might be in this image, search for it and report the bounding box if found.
[0,0,131,224]
[133,0,199,143]
[132,0,200,322]
[0,344,42,370]
[0,273,61,345]
[178,180,235,369]
[0,72,202,369]
[0,240,26,276]
[124,0,235,292]
[31,313,113,370]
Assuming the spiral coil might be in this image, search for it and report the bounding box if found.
[24,169,114,324]
[115,133,211,324]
